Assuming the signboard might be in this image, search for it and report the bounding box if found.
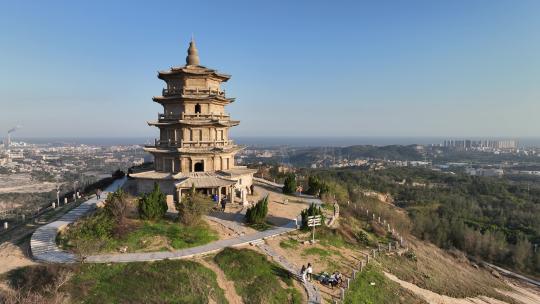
[307,215,322,227]
[307,215,322,242]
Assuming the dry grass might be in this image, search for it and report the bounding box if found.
[379,239,518,303]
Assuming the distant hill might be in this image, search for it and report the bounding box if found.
[289,144,424,167]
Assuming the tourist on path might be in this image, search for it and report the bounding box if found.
[221,198,227,212]
[300,264,307,282]
[306,263,313,282]
[96,189,102,199]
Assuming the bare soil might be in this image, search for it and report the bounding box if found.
[197,258,244,304]
[0,242,35,275]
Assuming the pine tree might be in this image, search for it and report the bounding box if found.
[282,174,297,195]
[246,195,269,224]
[138,182,167,220]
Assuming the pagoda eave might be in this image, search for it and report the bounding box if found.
[147,120,240,127]
[152,95,234,105]
[144,146,243,155]
[157,65,231,81]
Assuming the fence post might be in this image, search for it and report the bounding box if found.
[353,269,357,279]
[341,288,345,300]
[388,242,392,251]
[347,278,350,289]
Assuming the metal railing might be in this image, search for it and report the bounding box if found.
[158,112,230,121]
[162,88,225,97]
[152,139,233,148]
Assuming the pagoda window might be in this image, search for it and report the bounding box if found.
[195,103,201,114]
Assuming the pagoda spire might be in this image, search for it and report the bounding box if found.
[186,37,200,66]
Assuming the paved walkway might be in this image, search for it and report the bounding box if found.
[257,243,322,304]
[30,178,125,263]
[85,221,296,263]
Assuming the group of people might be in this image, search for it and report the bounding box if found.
[319,271,343,289]
[212,194,228,211]
[300,263,313,282]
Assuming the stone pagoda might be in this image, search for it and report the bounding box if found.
[131,38,255,205]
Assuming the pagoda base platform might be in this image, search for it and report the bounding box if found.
[129,167,256,206]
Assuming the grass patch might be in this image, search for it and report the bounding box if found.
[58,216,218,254]
[279,238,299,249]
[316,226,351,248]
[302,247,332,258]
[214,247,302,304]
[247,221,272,231]
[126,220,218,250]
[67,260,227,304]
[344,263,427,304]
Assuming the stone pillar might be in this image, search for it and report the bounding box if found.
[218,187,222,203]
[178,188,182,203]
[241,187,248,206]
[230,186,235,203]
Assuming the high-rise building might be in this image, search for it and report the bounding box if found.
[131,39,255,205]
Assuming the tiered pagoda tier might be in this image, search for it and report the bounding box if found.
[145,38,242,174]
[132,38,255,205]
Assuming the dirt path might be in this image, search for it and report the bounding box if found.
[197,258,244,304]
[385,271,514,304]
[496,282,540,304]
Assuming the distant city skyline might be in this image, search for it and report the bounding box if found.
[1,1,539,139]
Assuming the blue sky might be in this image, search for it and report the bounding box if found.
[0,0,539,139]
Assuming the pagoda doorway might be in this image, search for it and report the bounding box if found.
[194,161,204,172]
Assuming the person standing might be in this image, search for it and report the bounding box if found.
[306,263,313,282]
[221,198,227,212]
[96,189,102,199]
[300,265,306,282]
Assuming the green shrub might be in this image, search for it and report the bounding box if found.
[245,195,269,224]
[355,230,371,245]
[104,189,129,225]
[138,183,167,220]
[306,176,330,196]
[282,173,297,194]
[300,203,325,229]
[175,185,213,226]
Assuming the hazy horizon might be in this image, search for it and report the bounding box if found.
[1,1,539,138]
[8,135,540,148]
